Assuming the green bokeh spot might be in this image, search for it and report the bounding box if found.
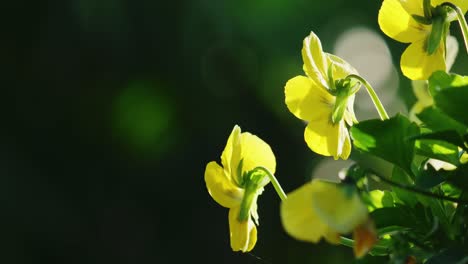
[113,81,173,153]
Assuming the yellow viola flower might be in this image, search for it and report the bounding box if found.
[378,0,468,80]
[285,31,359,160]
[280,179,376,257]
[204,125,276,252]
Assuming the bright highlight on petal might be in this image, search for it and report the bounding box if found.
[401,39,446,80]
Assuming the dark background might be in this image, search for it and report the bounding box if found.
[2,0,467,263]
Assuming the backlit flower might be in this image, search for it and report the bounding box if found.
[204,125,276,252]
[280,179,376,257]
[378,0,468,80]
[285,31,359,160]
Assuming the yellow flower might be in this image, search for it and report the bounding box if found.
[204,125,276,252]
[409,35,458,122]
[280,179,376,257]
[378,0,468,80]
[285,31,358,160]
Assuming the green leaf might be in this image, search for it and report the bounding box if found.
[433,85,468,127]
[370,207,416,229]
[447,163,468,190]
[392,166,418,207]
[415,163,447,189]
[414,138,460,165]
[417,107,467,135]
[425,248,468,264]
[428,71,468,96]
[351,115,419,175]
[413,130,467,152]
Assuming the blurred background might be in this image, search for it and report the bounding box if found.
[2,0,468,263]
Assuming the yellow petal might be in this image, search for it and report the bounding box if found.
[399,0,424,16]
[284,76,334,122]
[401,39,446,80]
[323,229,341,245]
[280,182,329,243]
[240,131,276,175]
[339,121,352,160]
[310,180,368,234]
[205,161,244,208]
[302,31,329,88]
[229,207,257,252]
[433,0,468,13]
[221,125,242,181]
[326,53,358,80]
[304,119,351,160]
[378,0,429,43]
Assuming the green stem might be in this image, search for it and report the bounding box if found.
[368,170,468,205]
[253,166,287,201]
[346,74,389,120]
[443,2,468,54]
[340,237,389,252]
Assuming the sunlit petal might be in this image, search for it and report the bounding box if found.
[205,162,244,208]
[310,180,368,234]
[304,118,342,159]
[378,0,429,43]
[229,207,257,252]
[401,39,446,80]
[241,132,276,175]
[326,53,358,80]
[302,31,329,88]
[399,0,424,16]
[338,122,352,160]
[280,182,329,243]
[221,125,242,180]
[284,76,334,121]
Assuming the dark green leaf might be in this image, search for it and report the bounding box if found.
[371,207,416,229]
[415,163,447,189]
[447,163,468,190]
[417,107,467,135]
[433,85,468,127]
[392,166,418,207]
[351,115,419,175]
[425,248,468,264]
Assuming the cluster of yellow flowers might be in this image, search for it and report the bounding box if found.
[204,0,468,260]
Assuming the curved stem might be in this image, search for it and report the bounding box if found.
[253,166,287,201]
[442,2,468,54]
[346,74,389,120]
[368,170,468,205]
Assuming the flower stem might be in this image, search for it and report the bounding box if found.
[253,167,287,201]
[367,170,468,205]
[443,2,468,54]
[346,74,389,120]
